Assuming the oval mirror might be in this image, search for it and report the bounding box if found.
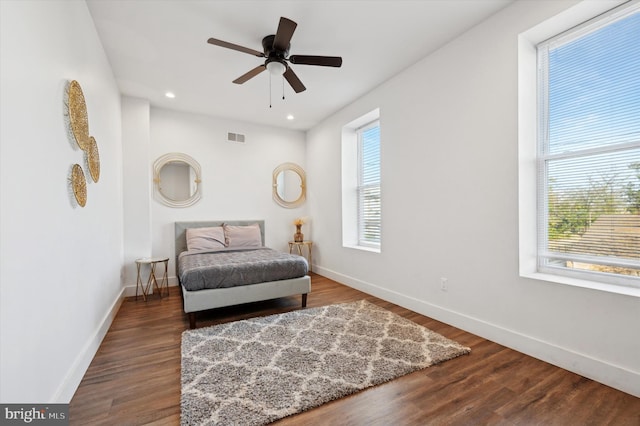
[153,153,202,208]
[273,162,306,208]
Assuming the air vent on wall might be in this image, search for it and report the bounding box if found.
[227,132,245,143]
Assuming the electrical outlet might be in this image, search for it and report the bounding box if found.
[440,277,448,292]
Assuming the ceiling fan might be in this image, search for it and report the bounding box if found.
[207,17,342,93]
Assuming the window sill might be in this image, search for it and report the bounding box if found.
[343,244,381,254]
[521,271,640,298]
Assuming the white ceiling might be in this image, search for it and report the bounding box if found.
[87,0,513,131]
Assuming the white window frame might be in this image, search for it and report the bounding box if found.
[518,0,640,297]
[342,108,381,253]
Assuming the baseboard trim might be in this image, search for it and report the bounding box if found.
[51,286,126,402]
[123,276,179,297]
[314,265,640,398]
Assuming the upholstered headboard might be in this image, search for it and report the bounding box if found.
[174,220,265,267]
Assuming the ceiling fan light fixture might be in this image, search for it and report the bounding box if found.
[266,60,286,76]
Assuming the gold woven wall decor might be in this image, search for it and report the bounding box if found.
[67,80,90,151]
[87,136,100,182]
[71,164,87,207]
[65,79,102,207]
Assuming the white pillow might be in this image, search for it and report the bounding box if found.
[186,226,226,251]
[224,223,262,248]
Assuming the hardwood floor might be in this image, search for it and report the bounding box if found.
[70,274,640,425]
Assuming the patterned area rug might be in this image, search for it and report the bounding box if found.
[181,300,470,425]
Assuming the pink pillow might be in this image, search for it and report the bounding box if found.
[186,226,226,251]
[224,224,262,248]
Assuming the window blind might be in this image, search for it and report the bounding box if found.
[537,4,640,284]
[357,121,381,247]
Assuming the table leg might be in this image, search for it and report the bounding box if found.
[136,262,145,301]
[145,264,156,297]
[159,260,169,297]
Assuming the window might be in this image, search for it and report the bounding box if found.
[536,4,640,286]
[342,108,381,252]
[357,121,381,248]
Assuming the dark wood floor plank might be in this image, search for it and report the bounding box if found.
[70,273,640,425]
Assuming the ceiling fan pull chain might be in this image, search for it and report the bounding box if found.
[282,75,285,100]
[269,73,272,108]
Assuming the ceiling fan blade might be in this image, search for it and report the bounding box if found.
[289,55,342,67]
[283,66,306,93]
[207,38,265,57]
[233,65,266,84]
[273,17,297,51]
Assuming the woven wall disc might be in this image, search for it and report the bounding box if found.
[68,80,90,151]
[71,164,87,207]
[87,136,100,182]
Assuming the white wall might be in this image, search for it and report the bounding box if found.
[0,0,123,403]
[123,107,308,284]
[306,0,639,397]
[122,97,152,286]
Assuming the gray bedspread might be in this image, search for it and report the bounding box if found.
[178,247,308,291]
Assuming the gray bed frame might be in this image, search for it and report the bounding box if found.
[175,220,311,329]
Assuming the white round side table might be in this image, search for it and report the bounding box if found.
[135,257,169,301]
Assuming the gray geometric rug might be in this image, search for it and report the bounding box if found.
[181,300,470,425]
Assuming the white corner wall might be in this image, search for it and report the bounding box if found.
[0,1,123,402]
[306,0,639,396]
[122,97,152,287]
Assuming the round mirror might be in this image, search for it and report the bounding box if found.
[273,163,306,208]
[153,153,201,208]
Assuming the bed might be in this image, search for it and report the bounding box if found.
[175,220,311,328]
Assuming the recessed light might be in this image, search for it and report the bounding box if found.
[286,114,294,120]
[165,92,176,99]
